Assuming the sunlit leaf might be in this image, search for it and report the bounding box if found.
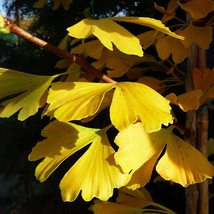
[115,123,214,188]
[166,90,202,112]
[109,17,184,40]
[114,123,165,188]
[156,35,190,63]
[178,0,214,19]
[156,127,214,186]
[179,24,212,49]
[67,18,143,57]
[29,121,127,201]
[110,82,173,132]
[0,68,55,120]
[0,13,5,28]
[46,82,115,121]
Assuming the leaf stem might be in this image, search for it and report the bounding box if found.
[4,18,117,84]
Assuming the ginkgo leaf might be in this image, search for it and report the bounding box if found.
[0,13,5,28]
[47,81,172,132]
[46,82,115,121]
[67,18,143,57]
[91,187,175,214]
[178,0,214,20]
[193,67,214,92]
[106,58,135,78]
[0,68,55,121]
[156,35,190,63]
[109,17,184,40]
[166,90,202,112]
[110,82,173,132]
[71,39,104,59]
[137,76,165,93]
[34,0,73,10]
[179,24,212,49]
[137,30,162,49]
[156,127,214,186]
[29,120,127,202]
[114,123,165,188]
[91,200,141,214]
[162,0,178,23]
[115,123,214,188]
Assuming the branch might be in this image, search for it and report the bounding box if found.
[4,18,117,84]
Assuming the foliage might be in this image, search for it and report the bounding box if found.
[0,0,214,213]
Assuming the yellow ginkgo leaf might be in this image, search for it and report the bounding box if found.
[156,35,190,63]
[46,82,115,121]
[0,68,55,121]
[34,0,73,10]
[162,0,178,23]
[106,58,135,78]
[114,123,165,189]
[166,90,202,112]
[67,18,143,57]
[154,0,178,23]
[91,187,175,214]
[137,76,165,93]
[115,123,214,188]
[137,30,162,49]
[156,127,214,186]
[71,39,104,59]
[109,16,184,40]
[179,24,212,49]
[110,82,173,132]
[178,0,214,20]
[29,121,127,202]
[0,13,5,28]
[47,81,172,132]
[91,200,141,214]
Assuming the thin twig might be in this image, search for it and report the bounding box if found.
[4,18,117,84]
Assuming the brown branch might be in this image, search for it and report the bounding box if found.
[4,18,117,84]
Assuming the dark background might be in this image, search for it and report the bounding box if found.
[0,0,213,213]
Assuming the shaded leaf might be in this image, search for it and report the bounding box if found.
[179,24,212,49]
[156,35,190,63]
[208,138,214,157]
[91,187,175,214]
[166,90,202,112]
[178,0,214,19]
